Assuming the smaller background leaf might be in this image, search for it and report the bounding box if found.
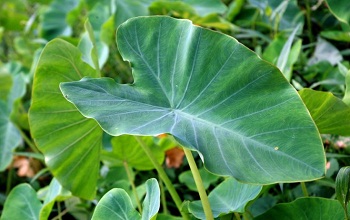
[179,168,219,192]
[188,178,262,219]
[141,178,160,220]
[91,188,141,220]
[255,197,346,220]
[299,88,350,136]
[1,184,42,220]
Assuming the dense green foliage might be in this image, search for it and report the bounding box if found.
[1,0,350,219]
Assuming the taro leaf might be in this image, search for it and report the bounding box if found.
[255,197,347,220]
[179,0,227,17]
[336,167,350,211]
[299,88,350,136]
[78,3,111,69]
[188,178,262,219]
[40,178,71,220]
[0,184,42,220]
[60,16,325,184]
[321,31,350,42]
[39,0,79,40]
[28,39,103,199]
[141,178,160,220]
[115,0,149,28]
[91,189,141,220]
[179,168,219,192]
[108,135,164,171]
[308,37,343,66]
[326,0,350,27]
[0,101,21,171]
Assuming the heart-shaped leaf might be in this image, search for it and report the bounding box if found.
[60,16,325,184]
[29,39,103,199]
[1,184,42,220]
[188,177,262,219]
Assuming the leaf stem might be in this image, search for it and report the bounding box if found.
[305,0,314,43]
[300,182,309,197]
[134,136,190,220]
[234,212,241,220]
[57,202,62,220]
[16,125,39,153]
[183,148,214,220]
[6,162,14,195]
[159,173,168,214]
[123,160,142,213]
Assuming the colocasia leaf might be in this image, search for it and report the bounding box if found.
[60,16,325,184]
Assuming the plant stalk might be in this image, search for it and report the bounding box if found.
[6,162,14,195]
[183,148,214,220]
[234,212,241,220]
[134,136,190,220]
[17,125,39,153]
[123,161,142,213]
[304,0,314,43]
[159,173,168,214]
[300,182,309,197]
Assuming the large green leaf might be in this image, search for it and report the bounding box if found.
[60,16,325,184]
[188,178,262,219]
[0,184,42,220]
[255,197,347,220]
[299,88,350,136]
[29,39,103,199]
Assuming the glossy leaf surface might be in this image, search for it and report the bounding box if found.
[299,88,350,136]
[0,184,42,220]
[29,39,103,199]
[61,16,325,184]
[188,178,262,218]
[255,197,347,220]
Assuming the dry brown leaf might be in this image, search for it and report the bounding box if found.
[165,147,185,168]
[12,156,41,178]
